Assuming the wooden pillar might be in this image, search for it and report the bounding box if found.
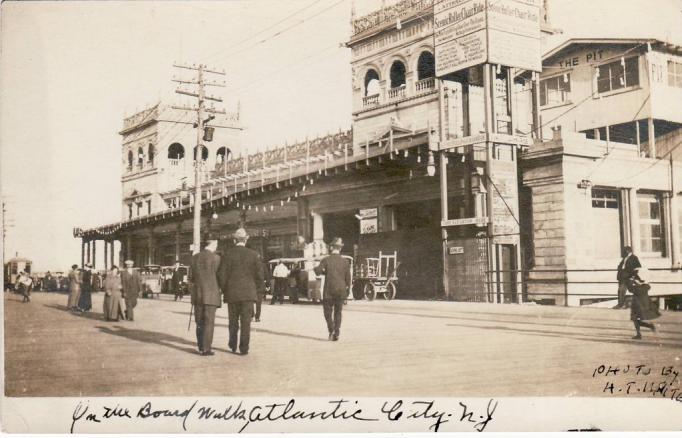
[147,233,154,265]
[86,241,91,265]
[92,240,97,268]
[635,120,641,156]
[648,118,656,158]
[126,234,133,263]
[175,227,181,263]
[81,239,85,268]
[628,188,641,254]
[670,156,680,266]
[104,240,108,270]
[110,240,115,268]
[296,197,310,242]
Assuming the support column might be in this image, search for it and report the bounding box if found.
[126,234,133,264]
[104,240,108,270]
[81,239,85,268]
[86,241,91,265]
[670,157,680,267]
[175,226,181,263]
[628,188,641,254]
[110,240,115,268]
[648,117,656,158]
[310,210,326,256]
[92,240,97,268]
[147,232,154,265]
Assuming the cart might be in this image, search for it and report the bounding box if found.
[140,265,163,299]
[267,255,354,302]
[354,251,399,301]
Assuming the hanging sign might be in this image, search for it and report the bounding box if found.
[434,0,542,76]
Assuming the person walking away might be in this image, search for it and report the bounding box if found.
[78,264,93,313]
[615,246,641,309]
[17,272,33,303]
[314,238,351,341]
[172,261,185,301]
[121,260,141,321]
[67,264,82,311]
[190,237,222,356]
[271,260,290,305]
[218,228,265,355]
[103,266,124,321]
[628,267,660,339]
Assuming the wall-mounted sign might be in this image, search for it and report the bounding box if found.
[434,0,542,76]
[449,246,465,255]
[360,217,378,234]
[358,208,378,219]
[441,133,531,151]
[441,217,488,227]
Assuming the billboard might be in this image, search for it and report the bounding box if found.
[434,0,542,76]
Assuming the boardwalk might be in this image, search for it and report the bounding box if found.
[4,291,682,397]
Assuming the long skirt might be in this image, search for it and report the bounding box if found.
[104,290,122,320]
[78,287,92,311]
[67,286,81,308]
[630,283,661,321]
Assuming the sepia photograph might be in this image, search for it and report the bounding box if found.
[1,0,682,433]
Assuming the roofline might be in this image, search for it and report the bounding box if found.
[542,38,674,62]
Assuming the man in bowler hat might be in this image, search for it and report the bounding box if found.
[314,237,351,341]
[218,228,265,355]
[615,246,641,309]
[121,260,142,321]
[190,237,222,356]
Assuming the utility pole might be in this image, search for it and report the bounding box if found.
[2,200,15,263]
[171,63,226,254]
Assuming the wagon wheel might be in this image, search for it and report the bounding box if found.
[364,282,376,301]
[383,282,396,300]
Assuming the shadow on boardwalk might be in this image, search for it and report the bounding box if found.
[94,325,233,355]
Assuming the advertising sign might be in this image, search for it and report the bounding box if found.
[360,218,378,234]
[489,158,520,244]
[434,0,541,76]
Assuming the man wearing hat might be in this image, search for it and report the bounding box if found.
[121,260,142,321]
[190,236,222,356]
[218,228,265,355]
[314,237,351,341]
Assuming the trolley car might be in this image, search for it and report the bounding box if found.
[4,256,32,291]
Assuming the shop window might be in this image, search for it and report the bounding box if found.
[596,56,639,94]
[390,60,406,89]
[364,69,380,97]
[638,193,665,256]
[591,189,619,208]
[216,147,231,164]
[540,74,571,106]
[668,60,682,88]
[137,147,144,167]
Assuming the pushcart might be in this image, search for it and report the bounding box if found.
[354,251,399,301]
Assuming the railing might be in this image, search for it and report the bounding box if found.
[363,94,380,107]
[352,0,434,37]
[168,159,182,166]
[483,268,682,309]
[388,86,406,100]
[415,77,435,93]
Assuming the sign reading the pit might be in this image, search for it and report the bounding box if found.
[434,0,542,76]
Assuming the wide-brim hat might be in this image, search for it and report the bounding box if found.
[329,237,344,249]
[124,260,134,266]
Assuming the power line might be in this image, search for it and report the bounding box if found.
[201,0,330,63]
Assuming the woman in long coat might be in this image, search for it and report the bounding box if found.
[67,265,82,310]
[77,265,93,312]
[629,267,660,339]
[103,266,123,321]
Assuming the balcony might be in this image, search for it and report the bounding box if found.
[388,85,406,100]
[168,158,182,167]
[415,77,435,94]
[363,94,380,108]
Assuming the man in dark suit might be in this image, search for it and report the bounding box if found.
[171,261,184,301]
[190,238,222,356]
[615,246,641,309]
[314,237,351,341]
[121,260,142,321]
[218,228,265,355]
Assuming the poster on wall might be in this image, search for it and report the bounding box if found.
[360,217,378,234]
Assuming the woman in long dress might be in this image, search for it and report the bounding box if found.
[103,266,123,321]
[629,267,660,339]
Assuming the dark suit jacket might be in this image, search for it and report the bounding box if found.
[218,245,265,303]
[617,254,641,281]
[190,250,222,307]
[314,254,351,299]
[121,269,142,299]
[171,269,183,290]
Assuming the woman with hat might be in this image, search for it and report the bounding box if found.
[103,266,124,321]
[628,266,660,339]
[314,237,351,341]
[77,263,93,313]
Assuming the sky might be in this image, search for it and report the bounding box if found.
[1,0,681,271]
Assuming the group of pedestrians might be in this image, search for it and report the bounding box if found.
[190,229,351,356]
[615,246,661,339]
[65,260,140,321]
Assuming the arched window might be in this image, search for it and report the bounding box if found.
[194,145,209,161]
[390,61,406,89]
[216,147,231,164]
[147,143,155,164]
[364,69,380,96]
[127,150,133,169]
[168,143,185,160]
[417,51,435,80]
[137,147,144,167]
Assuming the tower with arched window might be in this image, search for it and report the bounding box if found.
[120,102,242,221]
